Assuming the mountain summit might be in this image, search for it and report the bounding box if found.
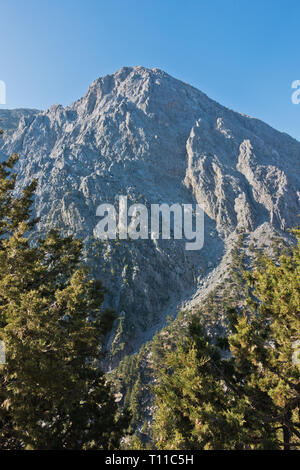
[0,66,299,362]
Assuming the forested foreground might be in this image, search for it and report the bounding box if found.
[150,231,300,450]
[0,137,299,450]
[116,229,300,450]
[0,140,129,449]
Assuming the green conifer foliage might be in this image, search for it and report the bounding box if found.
[152,233,300,450]
[0,142,129,449]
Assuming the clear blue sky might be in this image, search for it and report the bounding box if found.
[1,0,300,140]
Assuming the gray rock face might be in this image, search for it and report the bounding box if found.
[0,109,39,141]
[0,66,299,363]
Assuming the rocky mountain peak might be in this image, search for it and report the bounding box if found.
[0,67,299,362]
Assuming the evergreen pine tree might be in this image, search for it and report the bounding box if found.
[152,233,300,450]
[0,137,129,449]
